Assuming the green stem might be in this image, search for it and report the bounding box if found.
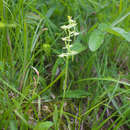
[60,55,69,122]
[64,55,69,97]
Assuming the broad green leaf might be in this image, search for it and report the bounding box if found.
[107,27,130,42]
[34,121,53,130]
[59,42,86,57]
[70,42,86,53]
[89,29,105,51]
[98,23,110,32]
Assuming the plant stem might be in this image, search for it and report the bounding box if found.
[59,55,69,125]
[64,55,69,98]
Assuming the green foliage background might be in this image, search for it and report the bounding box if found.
[0,0,130,129]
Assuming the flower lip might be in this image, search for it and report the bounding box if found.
[61,23,77,30]
[70,31,79,36]
[61,37,72,41]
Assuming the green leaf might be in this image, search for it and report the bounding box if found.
[46,6,56,18]
[10,120,17,130]
[59,42,86,57]
[34,121,53,130]
[53,105,59,129]
[98,23,110,32]
[70,42,86,53]
[64,89,90,98]
[89,29,105,51]
[112,12,130,26]
[107,27,130,42]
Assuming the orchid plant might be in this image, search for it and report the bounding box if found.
[59,16,80,120]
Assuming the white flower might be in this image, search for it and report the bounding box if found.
[70,31,79,36]
[59,51,78,57]
[61,37,72,41]
[73,32,79,36]
[67,23,77,29]
[61,25,68,30]
[63,45,72,49]
[61,23,77,30]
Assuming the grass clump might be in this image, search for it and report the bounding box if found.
[0,0,130,129]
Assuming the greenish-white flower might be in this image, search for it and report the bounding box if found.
[61,37,71,41]
[61,23,77,30]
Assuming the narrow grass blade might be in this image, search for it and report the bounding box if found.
[39,70,65,96]
[77,77,130,87]
[14,110,29,126]
[112,12,130,26]
[0,78,28,100]
[80,99,107,118]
